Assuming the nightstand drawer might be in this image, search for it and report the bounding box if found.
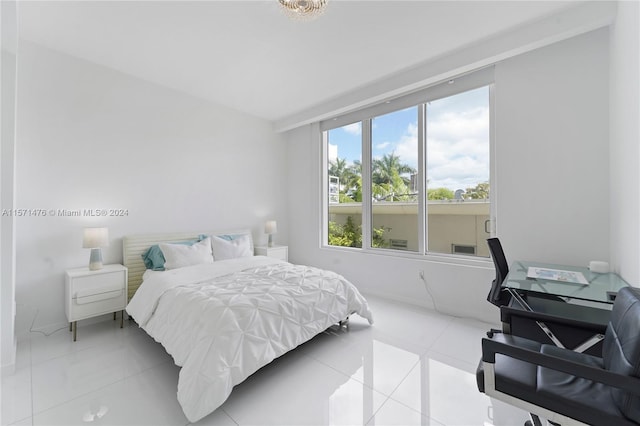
[71,288,125,320]
[269,248,288,261]
[71,272,124,297]
[254,245,288,262]
[65,265,128,324]
[76,287,124,304]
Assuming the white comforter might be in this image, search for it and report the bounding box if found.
[126,256,373,422]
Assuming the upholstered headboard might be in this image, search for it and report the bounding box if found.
[122,229,254,301]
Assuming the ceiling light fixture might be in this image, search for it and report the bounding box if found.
[279,0,328,21]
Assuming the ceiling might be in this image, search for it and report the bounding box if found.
[17,1,582,123]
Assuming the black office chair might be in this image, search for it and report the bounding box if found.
[486,237,510,307]
[486,237,566,307]
[477,286,640,426]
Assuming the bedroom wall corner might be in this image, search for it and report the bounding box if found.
[1,0,18,374]
[14,41,288,334]
[609,0,640,287]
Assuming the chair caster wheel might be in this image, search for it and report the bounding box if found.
[525,422,533,426]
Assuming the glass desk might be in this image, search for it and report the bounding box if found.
[500,261,629,355]
[504,261,629,304]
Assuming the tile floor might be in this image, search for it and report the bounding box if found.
[2,295,531,426]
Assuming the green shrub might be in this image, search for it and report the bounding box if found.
[328,216,390,248]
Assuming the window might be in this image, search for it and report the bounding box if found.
[426,86,491,256]
[325,122,363,248]
[371,107,419,251]
[322,68,493,258]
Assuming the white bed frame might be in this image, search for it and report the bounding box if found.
[122,229,254,302]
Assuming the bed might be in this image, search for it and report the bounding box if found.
[123,229,373,423]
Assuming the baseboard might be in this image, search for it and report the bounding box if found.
[362,289,433,310]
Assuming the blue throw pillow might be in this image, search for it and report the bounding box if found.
[141,240,199,270]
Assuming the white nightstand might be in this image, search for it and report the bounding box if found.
[65,264,128,341]
[254,245,288,262]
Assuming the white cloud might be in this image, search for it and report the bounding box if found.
[428,107,489,141]
[426,106,490,190]
[328,143,338,162]
[375,141,392,151]
[343,122,362,136]
[395,122,418,169]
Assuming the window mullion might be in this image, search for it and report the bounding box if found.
[361,119,372,250]
[489,84,497,236]
[418,104,427,254]
[320,130,330,247]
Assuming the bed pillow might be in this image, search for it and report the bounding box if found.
[198,233,249,243]
[159,237,214,270]
[210,234,252,261]
[141,239,199,271]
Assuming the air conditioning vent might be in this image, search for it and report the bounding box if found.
[452,244,476,255]
[390,239,408,250]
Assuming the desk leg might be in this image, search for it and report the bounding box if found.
[507,288,566,349]
[573,334,605,353]
[505,288,606,354]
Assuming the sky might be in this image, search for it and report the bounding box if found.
[327,86,490,192]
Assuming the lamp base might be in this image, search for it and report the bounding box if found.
[268,234,274,248]
[89,248,103,270]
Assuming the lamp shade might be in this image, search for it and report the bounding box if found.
[265,221,277,234]
[82,227,109,248]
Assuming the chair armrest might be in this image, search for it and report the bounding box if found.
[482,335,640,396]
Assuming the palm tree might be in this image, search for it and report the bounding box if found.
[369,152,417,202]
[328,158,348,186]
[329,158,361,202]
[330,154,418,202]
[345,160,362,198]
[372,152,415,186]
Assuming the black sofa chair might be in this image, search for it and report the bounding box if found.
[477,286,640,426]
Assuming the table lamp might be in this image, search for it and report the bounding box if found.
[265,221,277,247]
[83,227,109,270]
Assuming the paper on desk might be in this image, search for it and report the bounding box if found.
[527,267,589,285]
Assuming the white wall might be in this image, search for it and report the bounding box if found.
[495,28,610,265]
[14,41,288,334]
[287,29,610,323]
[610,0,640,286]
[1,0,18,373]
[275,1,616,132]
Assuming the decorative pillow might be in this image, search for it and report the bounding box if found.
[159,237,214,270]
[210,234,252,261]
[141,239,199,271]
[198,233,247,242]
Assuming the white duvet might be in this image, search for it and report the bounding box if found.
[126,256,373,422]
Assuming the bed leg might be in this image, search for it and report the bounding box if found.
[339,316,350,329]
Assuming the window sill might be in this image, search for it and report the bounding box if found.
[320,244,493,268]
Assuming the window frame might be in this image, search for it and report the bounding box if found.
[321,68,496,262]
